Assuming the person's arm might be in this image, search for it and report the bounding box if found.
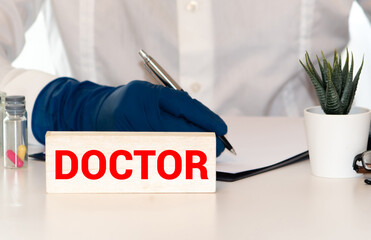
[0,1,228,155]
[0,0,57,144]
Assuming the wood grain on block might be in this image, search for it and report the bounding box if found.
[46,132,216,193]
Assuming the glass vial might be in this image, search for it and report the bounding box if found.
[3,104,28,168]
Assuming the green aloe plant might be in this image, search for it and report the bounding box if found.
[299,49,364,114]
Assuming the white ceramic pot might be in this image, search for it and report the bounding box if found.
[304,106,371,178]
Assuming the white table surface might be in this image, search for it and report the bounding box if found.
[1,157,370,240]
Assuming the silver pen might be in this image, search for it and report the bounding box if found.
[138,49,236,155]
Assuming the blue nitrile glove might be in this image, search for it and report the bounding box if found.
[32,78,227,156]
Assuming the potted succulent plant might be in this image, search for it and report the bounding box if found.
[300,50,371,178]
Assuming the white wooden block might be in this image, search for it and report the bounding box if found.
[45,132,216,193]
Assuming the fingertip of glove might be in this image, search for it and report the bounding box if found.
[215,118,228,136]
[216,138,226,157]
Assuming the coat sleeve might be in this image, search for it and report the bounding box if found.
[0,0,57,144]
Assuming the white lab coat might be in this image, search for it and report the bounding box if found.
[0,0,370,144]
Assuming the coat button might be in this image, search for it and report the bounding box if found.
[186,0,199,12]
[191,83,201,93]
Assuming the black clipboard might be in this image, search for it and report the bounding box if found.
[216,151,309,182]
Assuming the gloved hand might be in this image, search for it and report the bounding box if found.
[32,78,228,156]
